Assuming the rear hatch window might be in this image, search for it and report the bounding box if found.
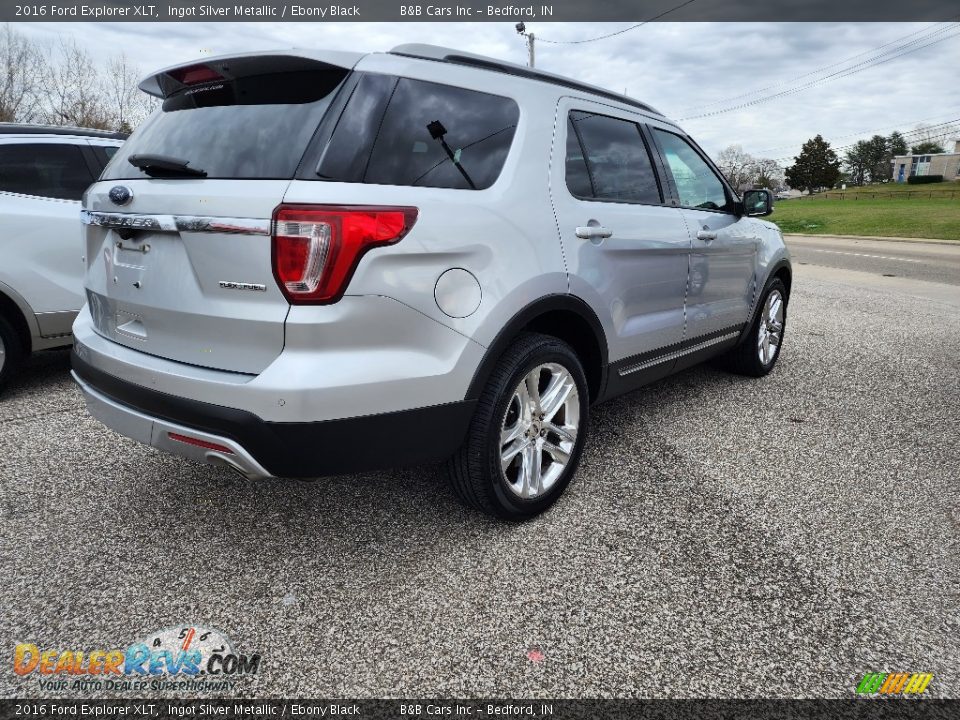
[103,58,350,181]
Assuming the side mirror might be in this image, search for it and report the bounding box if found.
[742,189,773,217]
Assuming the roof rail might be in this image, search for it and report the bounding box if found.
[0,123,128,140]
[389,44,662,117]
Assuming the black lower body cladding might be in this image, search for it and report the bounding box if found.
[71,351,475,478]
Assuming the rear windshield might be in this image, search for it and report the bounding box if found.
[102,67,348,181]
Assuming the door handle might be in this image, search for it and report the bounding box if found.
[696,230,717,242]
[575,225,613,240]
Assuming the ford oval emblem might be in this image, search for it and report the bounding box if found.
[108,185,133,206]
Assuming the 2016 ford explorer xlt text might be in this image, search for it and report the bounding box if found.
[72,45,791,519]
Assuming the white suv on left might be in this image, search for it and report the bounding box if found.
[0,124,125,393]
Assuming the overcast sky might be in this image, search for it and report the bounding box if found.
[16,21,960,162]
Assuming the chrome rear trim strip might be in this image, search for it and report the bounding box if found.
[81,210,270,236]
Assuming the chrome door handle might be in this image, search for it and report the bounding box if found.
[696,230,717,241]
[575,225,613,240]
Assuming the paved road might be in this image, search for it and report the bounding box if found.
[1,253,958,699]
[786,234,960,286]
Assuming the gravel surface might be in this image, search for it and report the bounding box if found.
[1,267,958,699]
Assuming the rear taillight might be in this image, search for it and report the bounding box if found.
[271,205,418,305]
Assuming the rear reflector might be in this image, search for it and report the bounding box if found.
[168,64,223,86]
[272,205,418,305]
[168,432,234,454]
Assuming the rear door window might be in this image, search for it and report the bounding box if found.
[0,143,95,200]
[567,111,661,205]
[319,77,519,190]
[102,64,350,180]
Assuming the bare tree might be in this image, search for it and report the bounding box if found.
[753,158,785,189]
[106,52,153,132]
[716,145,756,192]
[718,145,785,191]
[0,24,48,123]
[43,38,112,129]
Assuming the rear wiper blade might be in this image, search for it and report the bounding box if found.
[128,153,207,178]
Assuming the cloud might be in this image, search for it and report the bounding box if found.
[15,20,960,162]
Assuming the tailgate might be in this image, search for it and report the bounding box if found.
[83,180,291,374]
[81,51,360,374]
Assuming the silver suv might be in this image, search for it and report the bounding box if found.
[0,124,125,393]
[72,45,790,519]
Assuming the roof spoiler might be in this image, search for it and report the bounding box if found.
[139,50,365,99]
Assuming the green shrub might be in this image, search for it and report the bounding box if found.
[907,175,944,184]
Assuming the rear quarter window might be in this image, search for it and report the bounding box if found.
[319,76,519,191]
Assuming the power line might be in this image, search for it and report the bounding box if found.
[678,21,958,115]
[679,25,960,121]
[535,0,698,45]
[751,109,960,156]
[769,119,960,164]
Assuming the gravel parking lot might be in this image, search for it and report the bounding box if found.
[2,259,958,698]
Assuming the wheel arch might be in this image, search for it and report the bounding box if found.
[465,294,609,404]
[769,259,792,300]
[0,283,34,355]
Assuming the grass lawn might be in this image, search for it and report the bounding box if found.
[771,195,960,241]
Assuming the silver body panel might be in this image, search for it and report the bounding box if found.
[73,45,790,475]
[0,134,123,350]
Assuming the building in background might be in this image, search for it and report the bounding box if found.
[891,140,960,182]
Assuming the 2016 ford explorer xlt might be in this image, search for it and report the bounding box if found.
[72,45,791,519]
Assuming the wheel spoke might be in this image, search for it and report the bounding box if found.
[501,438,527,472]
[525,370,542,414]
[540,374,573,421]
[768,294,781,321]
[501,417,525,446]
[543,440,570,465]
[546,422,576,444]
[520,443,541,498]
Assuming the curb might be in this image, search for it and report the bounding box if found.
[784,233,959,247]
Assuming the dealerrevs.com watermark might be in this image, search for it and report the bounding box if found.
[13,626,261,693]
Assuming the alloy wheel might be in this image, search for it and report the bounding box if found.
[499,363,580,499]
[757,289,784,366]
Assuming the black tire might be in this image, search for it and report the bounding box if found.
[717,277,788,377]
[0,314,25,395]
[447,332,590,520]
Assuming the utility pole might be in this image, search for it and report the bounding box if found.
[516,23,535,68]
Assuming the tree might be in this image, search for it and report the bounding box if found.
[785,135,841,193]
[844,140,870,186]
[753,158,785,190]
[0,24,48,122]
[716,145,756,191]
[911,140,945,155]
[716,145,785,191]
[888,131,908,157]
[44,38,112,129]
[866,134,892,182]
[106,53,153,132]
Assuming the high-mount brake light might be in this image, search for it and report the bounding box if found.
[169,64,223,86]
[271,205,418,305]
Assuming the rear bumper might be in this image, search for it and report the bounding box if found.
[72,351,475,478]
